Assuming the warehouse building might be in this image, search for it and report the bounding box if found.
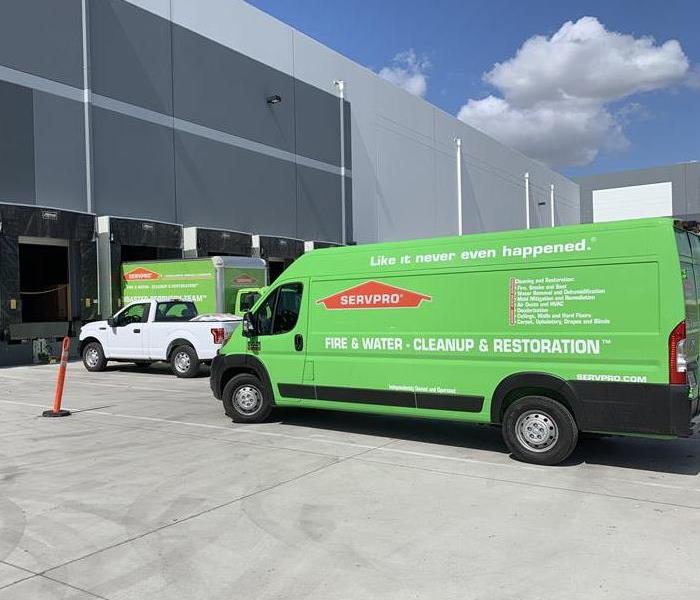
[577,161,700,224]
[0,0,579,364]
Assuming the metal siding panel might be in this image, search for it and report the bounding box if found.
[91,107,176,221]
[375,79,434,142]
[577,164,690,220]
[296,165,342,243]
[294,79,341,167]
[343,99,352,171]
[434,108,581,231]
[172,24,295,154]
[174,131,296,236]
[344,176,353,243]
[33,92,87,212]
[0,81,35,204]
[291,31,377,243]
[376,126,435,241]
[170,0,295,75]
[89,0,173,114]
[592,182,673,222]
[686,163,700,218]
[121,0,171,19]
[0,0,83,88]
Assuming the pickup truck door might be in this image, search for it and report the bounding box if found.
[107,302,150,358]
[248,280,308,401]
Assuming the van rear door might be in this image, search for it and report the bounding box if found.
[676,230,700,389]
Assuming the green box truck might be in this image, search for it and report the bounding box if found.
[210,218,700,464]
[122,256,267,316]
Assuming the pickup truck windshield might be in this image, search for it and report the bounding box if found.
[154,301,199,322]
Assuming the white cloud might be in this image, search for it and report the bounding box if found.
[379,50,430,97]
[457,17,693,167]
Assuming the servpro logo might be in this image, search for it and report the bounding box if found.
[317,281,431,310]
[233,273,257,285]
[123,267,160,281]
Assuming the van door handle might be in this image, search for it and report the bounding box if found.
[294,334,303,352]
[134,329,141,334]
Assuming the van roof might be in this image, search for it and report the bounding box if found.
[280,217,678,280]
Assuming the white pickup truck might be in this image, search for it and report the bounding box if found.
[79,299,240,377]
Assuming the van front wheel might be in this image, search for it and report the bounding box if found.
[502,395,578,465]
[222,374,272,423]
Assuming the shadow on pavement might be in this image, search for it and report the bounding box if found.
[103,363,211,378]
[271,407,700,476]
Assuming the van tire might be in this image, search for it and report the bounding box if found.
[170,345,200,378]
[222,374,272,423]
[502,395,578,466]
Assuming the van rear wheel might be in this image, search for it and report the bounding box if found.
[222,374,272,423]
[502,395,578,465]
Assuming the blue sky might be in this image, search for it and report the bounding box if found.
[247,0,699,177]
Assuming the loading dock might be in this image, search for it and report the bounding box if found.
[97,216,183,317]
[183,227,253,258]
[0,203,97,348]
[304,240,342,251]
[252,234,304,282]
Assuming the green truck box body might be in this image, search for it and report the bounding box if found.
[122,257,267,315]
[213,218,700,438]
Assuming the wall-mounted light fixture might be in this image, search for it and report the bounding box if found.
[266,94,282,105]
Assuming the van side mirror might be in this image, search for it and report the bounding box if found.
[242,312,256,338]
[107,317,116,328]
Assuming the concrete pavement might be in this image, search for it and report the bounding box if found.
[1,362,699,599]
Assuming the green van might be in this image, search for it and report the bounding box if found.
[210,218,700,464]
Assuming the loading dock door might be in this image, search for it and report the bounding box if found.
[0,203,96,342]
[98,217,183,317]
[18,241,70,323]
[253,235,305,283]
[183,227,253,258]
[268,260,287,282]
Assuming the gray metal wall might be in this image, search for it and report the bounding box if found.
[577,162,700,223]
[140,0,580,242]
[0,0,346,243]
[0,0,580,246]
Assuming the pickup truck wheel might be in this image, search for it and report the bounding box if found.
[82,342,107,372]
[170,345,200,378]
[502,395,578,466]
[223,374,272,423]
